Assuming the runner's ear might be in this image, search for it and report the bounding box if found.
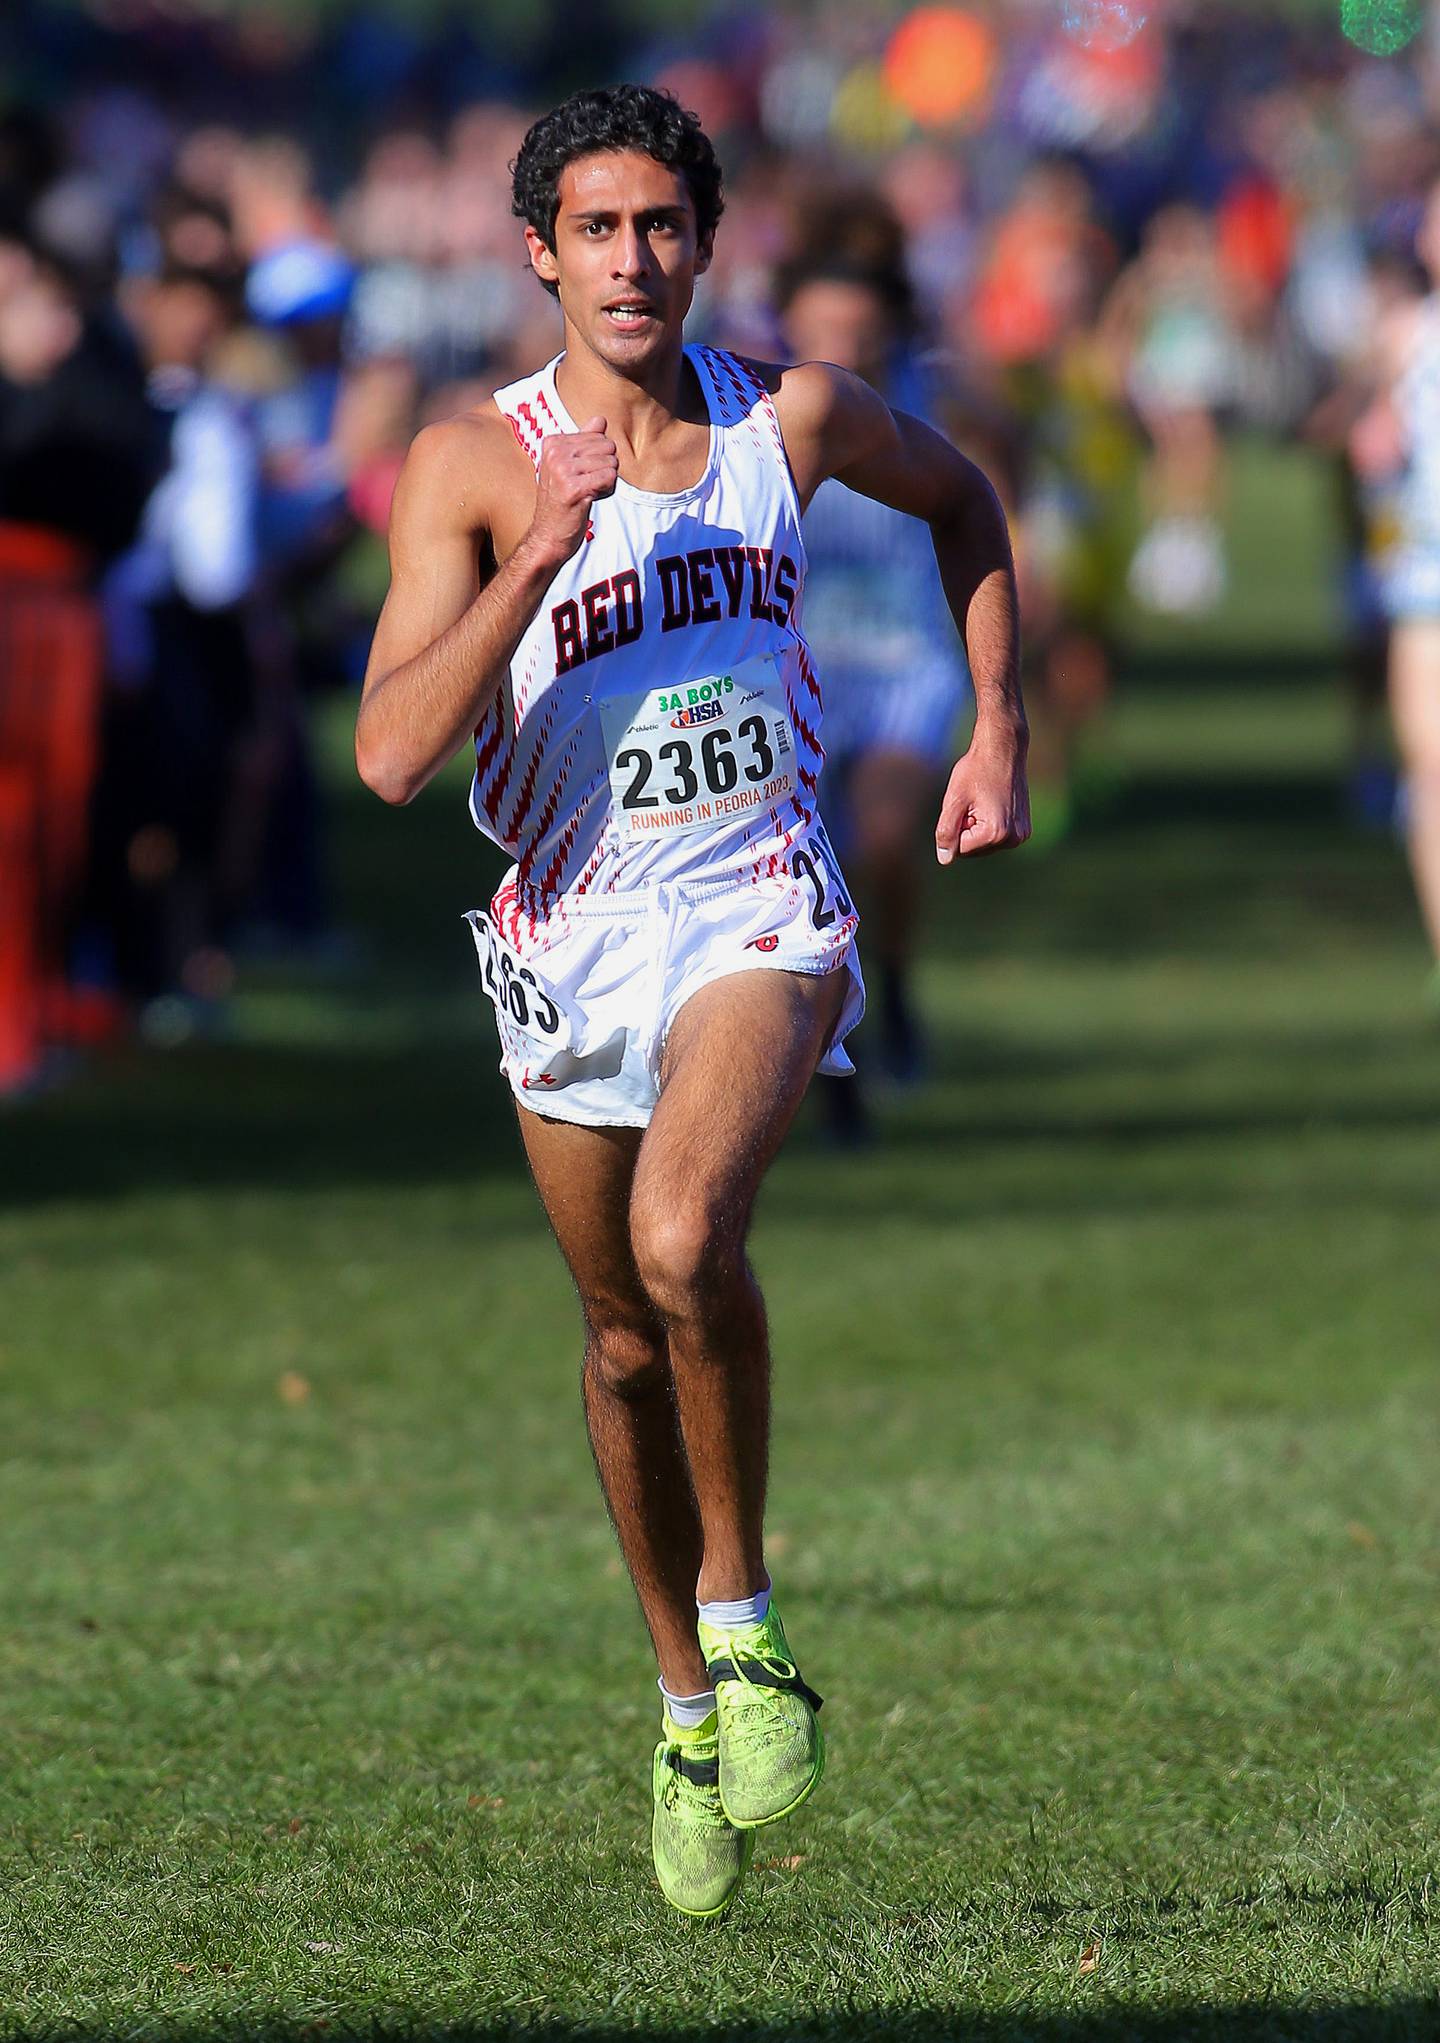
[523,224,559,290]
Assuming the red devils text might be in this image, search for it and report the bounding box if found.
[551,547,799,676]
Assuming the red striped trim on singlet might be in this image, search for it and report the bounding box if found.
[484,347,822,906]
[693,349,825,881]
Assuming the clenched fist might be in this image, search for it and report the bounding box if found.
[935,719,1031,863]
[527,415,620,567]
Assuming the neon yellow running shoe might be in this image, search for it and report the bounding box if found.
[697,1602,825,1830]
[651,1712,753,1917]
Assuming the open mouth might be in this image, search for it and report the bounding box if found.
[603,301,658,328]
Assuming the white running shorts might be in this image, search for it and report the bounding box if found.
[817,655,967,772]
[465,847,865,1129]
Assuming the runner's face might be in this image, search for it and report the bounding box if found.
[528,151,711,367]
[782,279,893,388]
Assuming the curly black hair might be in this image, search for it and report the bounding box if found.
[511,84,724,297]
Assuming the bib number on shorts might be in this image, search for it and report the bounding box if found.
[465,910,572,1049]
[598,652,796,838]
[792,838,853,931]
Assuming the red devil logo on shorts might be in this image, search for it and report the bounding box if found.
[748,934,780,953]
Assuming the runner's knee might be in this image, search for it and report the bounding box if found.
[630,1201,741,1322]
[583,1311,669,1399]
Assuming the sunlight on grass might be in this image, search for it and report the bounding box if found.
[2,455,1438,2031]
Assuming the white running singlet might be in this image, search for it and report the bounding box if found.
[475,346,828,924]
[466,345,864,1127]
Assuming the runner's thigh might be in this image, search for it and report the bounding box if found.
[847,745,940,857]
[1391,621,1440,771]
[632,969,846,1242]
[517,1107,649,1320]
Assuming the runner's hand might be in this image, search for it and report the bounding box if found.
[935,722,1031,862]
[526,416,619,565]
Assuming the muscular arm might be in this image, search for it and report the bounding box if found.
[356,409,617,806]
[836,402,1023,743]
[777,361,1028,860]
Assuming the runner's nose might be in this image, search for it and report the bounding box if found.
[612,224,651,283]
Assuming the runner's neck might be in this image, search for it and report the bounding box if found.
[553,340,708,460]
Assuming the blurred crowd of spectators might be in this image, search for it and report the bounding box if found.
[3,0,1440,1084]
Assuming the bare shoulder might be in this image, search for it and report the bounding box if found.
[738,356,858,432]
[390,402,527,546]
[734,356,880,500]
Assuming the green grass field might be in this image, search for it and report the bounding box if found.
[5,449,1440,2037]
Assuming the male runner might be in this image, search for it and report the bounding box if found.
[357,85,1028,1917]
[779,247,970,1119]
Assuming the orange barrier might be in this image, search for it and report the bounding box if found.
[0,522,105,1080]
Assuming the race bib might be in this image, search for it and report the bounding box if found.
[597,652,797,838]
[464,910,572,1050]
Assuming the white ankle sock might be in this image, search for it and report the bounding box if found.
[658,1678,717,1731]
[697,1583,771,1632]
